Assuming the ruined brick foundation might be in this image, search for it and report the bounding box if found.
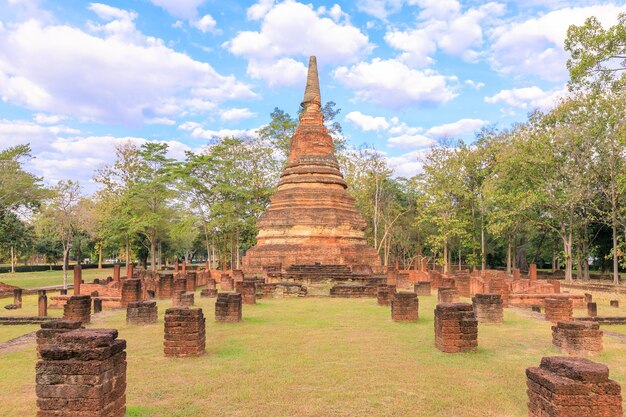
[163,307,205,357]
[552,321,603,356]
[434,303,478,353]
[472,293,504,323]
[63,295,91,324]
[126,301,158,325]
[391,292,419,322]
[215,293,242,323]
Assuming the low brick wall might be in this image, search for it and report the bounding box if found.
[257,282,307,298]
[552,320,603,355]
[215,293,242,323]
[164,307,205,357]
[220,274,234,291]
[159,275,173,299]
[63,295,91,324]
[121,279,142,307]
[36,328,127,417]
[330,284,376,298]
[241,280,256,305]
[391,292,419,322]
[126,301,158,325]
[526,356,622,417]
[200,288,218,298]
[472,294,503,323]
[434,303,478,353]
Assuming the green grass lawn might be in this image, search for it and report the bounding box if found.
[0,268,115,289]
[0,292,625,417]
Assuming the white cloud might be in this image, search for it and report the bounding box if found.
[88,3,137,22]
[356,0,404,20]
[388,134,435,149]
[149,0,206,20]
[327,4,348,23]
[384,1,505,66]
[465,80,485,90]
[345,111,389,132]
[387,149,428,177]
[33,113,66,124]
[488,4,626,81]
[334,58,457,108]
[485,86,567,109]
[226,0,371,86]
[246,58,307,87]
[427,118,488,138]
[0,10,255,125]
[247,0,275,21]
[179,122,258,140]
[219,108,256,122]
[192,14,218,33]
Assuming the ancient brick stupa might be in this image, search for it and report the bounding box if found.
[242,56,381,275]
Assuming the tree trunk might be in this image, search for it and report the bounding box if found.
[612,220,619,284]
[150,233,157,272]
[481,215,486,271]
[506,236,512,274]
[98,242,103,269]
[125,236,130,271]
[443,239,448,274]
[63,244,69,289]
[562,226,573,281]
[10,245,15,273]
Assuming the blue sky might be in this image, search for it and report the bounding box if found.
[1,0,625,191]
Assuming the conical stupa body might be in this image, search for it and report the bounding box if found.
[242,56,382,274]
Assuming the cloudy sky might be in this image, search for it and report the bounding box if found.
[0,0,624,191]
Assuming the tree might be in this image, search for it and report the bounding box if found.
[566,13,626,91]
[0,212,33,272]
[38,180,82,288]
[0,144,46,214]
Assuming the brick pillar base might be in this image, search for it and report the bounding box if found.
[126,301,158,325]
[220,275,234,291]
[545,297,573,323]
[434,303,478,353]
[38,290,47,317]
[391,292,419,321]
[173,291,194,307]
[414,282,431,296]
[63,295,91,324]
[215,293,242,322]
[552,321,603,355]
[159,275,173,299]
[164,307,205,357]
[526,356,622,417]
[377,285,391,306]
[36,320,83,357]
[587,302,597,317]
[121,279,142,307]
[471,294,503,323]
[242,280,256,305]
[36,328,127,417]
[438,287,459,303]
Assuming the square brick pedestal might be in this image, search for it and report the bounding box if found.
[36,328,127,417]
[438,287,459,303]
[434,303,478,353]
[215,293,242,323]
[241,280,256,305]
[414,282,431,296]
[545,297,573,323]
[526,356,622,417]
[164,307,205,357]
[552,321,603,355]
[126,301,158,325]
[391,292,419,322]
[63,295,91,324]
[472,294,504,323]
[121,279,142,307]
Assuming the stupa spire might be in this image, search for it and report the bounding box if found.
[301,56,321,111]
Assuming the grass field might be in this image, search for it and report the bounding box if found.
[0,291,625,417]
[0,268,115,289]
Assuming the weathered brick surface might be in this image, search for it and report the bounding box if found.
[377,284,395,306]
[173,277,187,295]
[73,265,82,295]
[552,321,603,355]
[241,280,256,305]
[472,293,503,323]
[126,301,158,325]
[36,328,126,417]
[13,288,22,308]
[526,356,622,417]
[610,300,619,308]
[545,297,573,323]
[257,282,307,298]
[121,279,142,307]
[63,295,91,324]
[200,288,218,298]
[434,303,478,353]
[158,275,173,299]
[93,298,102,314]
[391,292,419,322]
[186,272,197,292]
[220,274,234,291]
[36,320,83,357]
[215,293,242,323]
[330,283,376,298]
[164,307,205,357]
[438,287,459,303]
[414,282,431,296]
[173,291,194,307]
